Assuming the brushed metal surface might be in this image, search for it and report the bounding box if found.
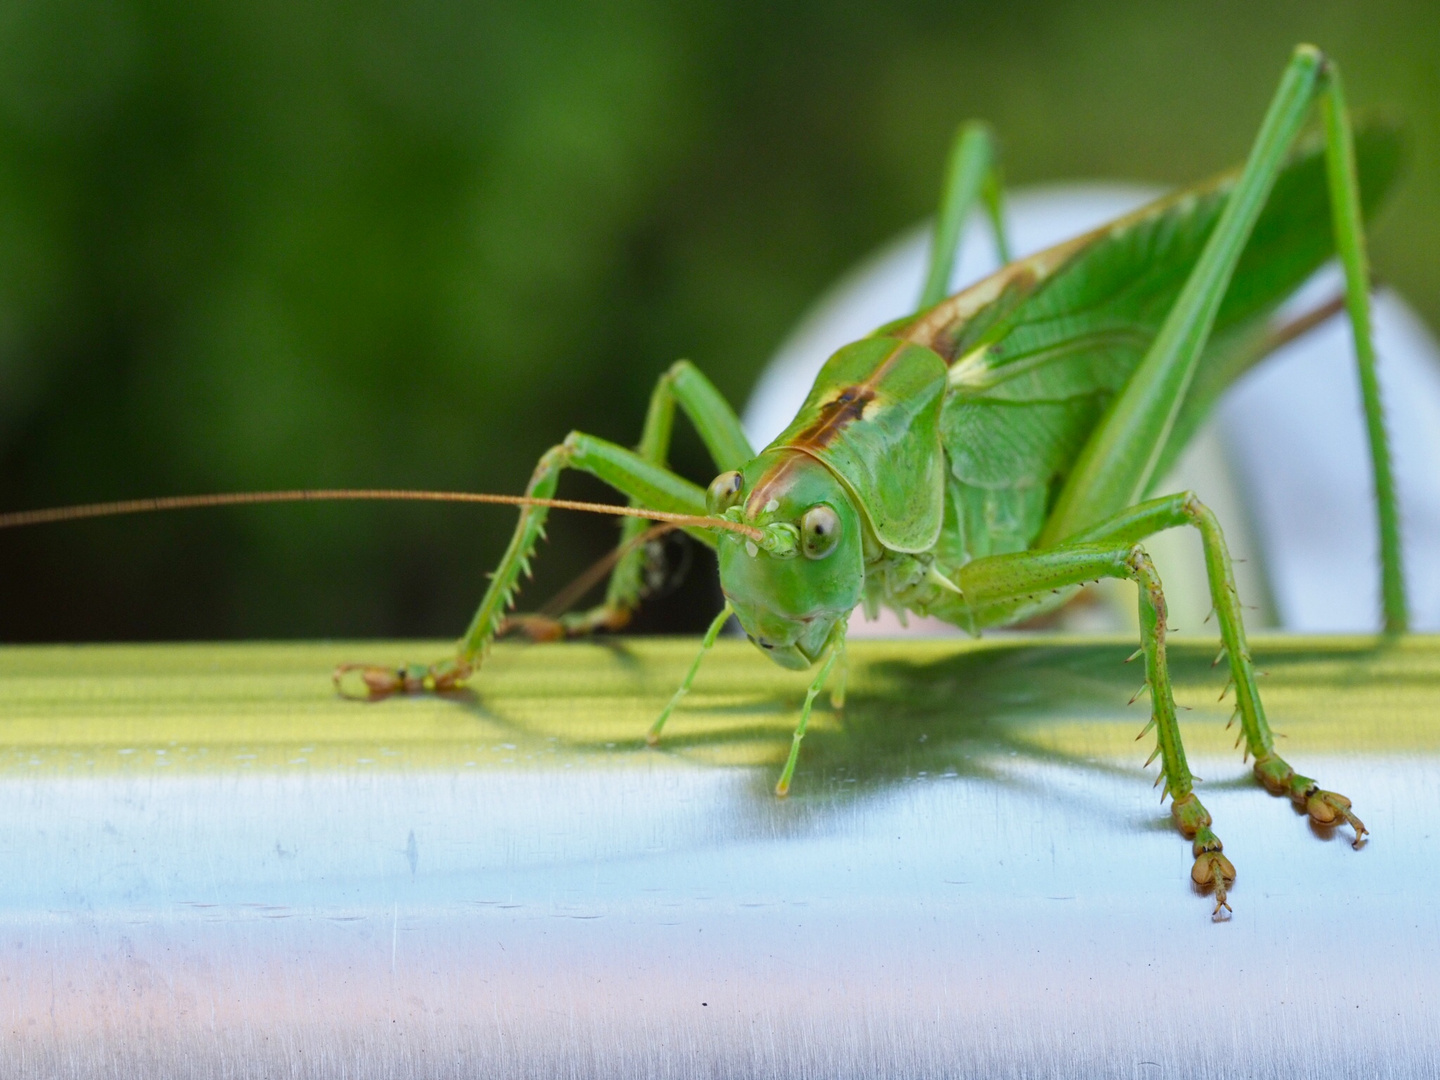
[0,638,1436,1078]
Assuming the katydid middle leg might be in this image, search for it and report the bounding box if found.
[951,537,1236,915]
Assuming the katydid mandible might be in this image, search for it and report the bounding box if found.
[0,45,1407,917]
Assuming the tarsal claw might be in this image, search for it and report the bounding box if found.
[1305,789,1368,847]
[1190,851,1236,920]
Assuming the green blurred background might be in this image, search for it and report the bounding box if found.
[0,0,1434,642]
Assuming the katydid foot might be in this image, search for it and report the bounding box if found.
[333,603,638,699]
[1253,751,1367,847]
[333,657,473,699]
[1172,792,1236,918]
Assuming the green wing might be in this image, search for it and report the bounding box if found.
[898,121,1403,560]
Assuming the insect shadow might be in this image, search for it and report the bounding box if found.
[447,636,1400,841]
[764,642,1173,828]
[681,636,1401,836]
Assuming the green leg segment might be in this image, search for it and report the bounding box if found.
[774,620,848,798]
[918,121,1011,311]
[335,430,712,697]
[523,360,754,641]
[1070,492,1367,844]
[340,360,751,696]
[455,432,710,661]
[1039,45,1407,632]
[1319,68,1407,631]
[953,539,1234,915]
[829,637,848,710]
[647,602,733,746]
[592,361,753,633]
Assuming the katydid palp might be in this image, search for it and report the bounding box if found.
[0,45,1410,916]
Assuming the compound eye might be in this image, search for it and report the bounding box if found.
[800,505,841,560]
[706,470,744,515]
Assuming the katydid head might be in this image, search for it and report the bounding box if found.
[709,450,863,670]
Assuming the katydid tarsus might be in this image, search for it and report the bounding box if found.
[0,45,1410,916]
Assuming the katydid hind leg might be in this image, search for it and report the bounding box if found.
[1318,63,1407,631]
[1069,492,1367,844]
[918,121,1011,311]
[1041,41,1407,643]
[954,540,1234,914]
[1042,46,1324,540]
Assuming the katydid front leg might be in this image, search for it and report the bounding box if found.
[647,602,734,745]
[774,619,848,798]
[1070,493,1366,843]
[541,361,752,641]
[648,608,846,791]
[334,361,753,696]
[952,540,1235,916]
[334,431,712,697]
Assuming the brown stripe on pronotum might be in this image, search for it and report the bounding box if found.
[790,383,877,451]
[744,338,914,514]
[787,337,913,450]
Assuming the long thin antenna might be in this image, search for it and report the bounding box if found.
[0,489,765,542]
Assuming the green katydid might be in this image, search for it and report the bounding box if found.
[0,45,1409,916]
